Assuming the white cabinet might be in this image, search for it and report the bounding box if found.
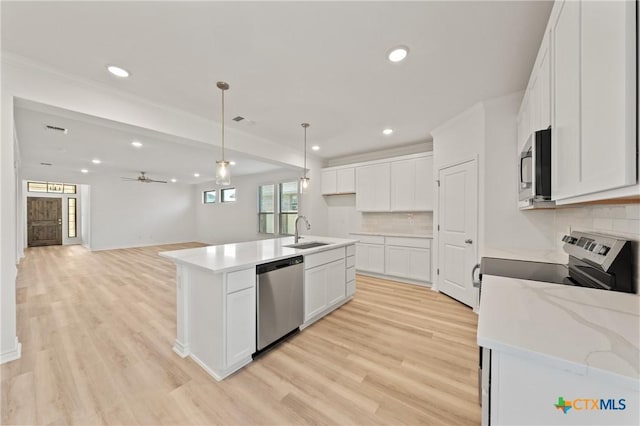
[303,246,351,323]
[552,0,583,200]
[537,35,551,130]
[355,242,385,274]
[384,237,432,282]
[391,156,434,211]
[225,286,256,366]
[550,0,636,202]
[356,163,390,211]
[321,167,355,195]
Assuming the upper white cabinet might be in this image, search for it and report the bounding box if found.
[356,163,391,211]
[321,167,355,195]
[390,156,433,211]
[520,0,638,203]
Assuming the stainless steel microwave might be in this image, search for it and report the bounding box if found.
[519,128,552,205]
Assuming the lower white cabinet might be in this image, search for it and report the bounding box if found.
[225,286,256,366]
[304,247,351,323]
[385,246,431,282]
[355,243,385,274]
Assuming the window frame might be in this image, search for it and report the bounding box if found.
[203,189,217,204]
[258,184,276,234]
[27,181,76,194]
[278,181,299,236]
[257,180,299,235]
[68,197,77,238]
[221,187,236,203]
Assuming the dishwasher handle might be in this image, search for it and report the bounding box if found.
[257,256,304,274]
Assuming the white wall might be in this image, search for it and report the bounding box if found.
[79,184,91,248]
[482,93,557,252]
[194,161,328,245]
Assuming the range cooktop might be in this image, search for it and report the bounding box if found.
[480,257,573,285]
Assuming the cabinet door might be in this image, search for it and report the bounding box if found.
[415,156,433,211]
[326,258,346,306]
[580,0,636,195]
[336,168,355,193]
[368,244,385,274]
[529,75,540,133]
[321,170,337,195]
[226,287,256,366]
[391,159,415,211]
[385,246,409,278]
[356,163,390,211]
[408,248,431,282]
[304,266,327,321]
[355,243,368,271]
[538,34,551,130]
[552,0,581,199]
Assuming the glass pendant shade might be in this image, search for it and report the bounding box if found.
[300,176,310,194]
[216,160,230,185]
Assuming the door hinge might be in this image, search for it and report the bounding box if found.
[437,268,440,275]
[437,224,440,231]
[436,180,440,187]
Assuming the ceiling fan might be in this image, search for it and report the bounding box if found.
[120,171,167,184]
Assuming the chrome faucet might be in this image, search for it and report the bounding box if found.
[294,215,311,243]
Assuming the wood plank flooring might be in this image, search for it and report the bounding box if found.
[2,243,480,425]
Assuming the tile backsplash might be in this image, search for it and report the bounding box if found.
[555,204,640,289]
[361,212,433,235]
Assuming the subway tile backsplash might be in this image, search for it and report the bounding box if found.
[361,212,433,234]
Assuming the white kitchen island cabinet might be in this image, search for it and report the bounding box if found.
[161,236,357,381]
[478,275,639,426]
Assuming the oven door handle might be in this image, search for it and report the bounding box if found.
[472,263,481,288]
[520,152,532,187]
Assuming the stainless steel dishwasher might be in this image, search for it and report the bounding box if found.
[256,256,304,352]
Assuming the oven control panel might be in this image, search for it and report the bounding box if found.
[562,231,626,271]
[563,235,611,256]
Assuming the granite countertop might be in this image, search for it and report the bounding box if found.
[160,235,357,273]
[349,231,434,238]
[477,275,640,389]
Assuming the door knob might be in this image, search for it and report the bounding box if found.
[58,219,62,224]
[465,239,473,244]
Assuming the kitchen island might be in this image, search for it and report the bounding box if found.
[477,275,640,425]
[160,235,357,381]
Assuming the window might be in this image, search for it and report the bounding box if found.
[258,184,275,234]
[279,181,299,235]
[27,181,76,194]
[203,190,217,204]
[221,188,236,203]
[27,181,47,192]
[68,198,77,238]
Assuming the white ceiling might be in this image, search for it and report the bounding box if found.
[2,1,553,160]
[15,100,286,185]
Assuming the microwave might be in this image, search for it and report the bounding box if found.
[519,127,552,206]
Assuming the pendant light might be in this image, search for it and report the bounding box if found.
[300,123,310,193]
[215,81,231,185]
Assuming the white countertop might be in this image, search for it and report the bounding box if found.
[160,235,357,273]
[477,275,640,389]
[349,231,433,238]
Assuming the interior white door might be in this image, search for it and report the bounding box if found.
[437,159,478,307]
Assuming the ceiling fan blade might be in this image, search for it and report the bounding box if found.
[148,179,167,183]
[120,177,139,181]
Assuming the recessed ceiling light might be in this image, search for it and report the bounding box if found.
[107,65,130,78]
[171,178,177,183]
[92,159,101,164]
[383,128,394,135]
[194,173,200,177]
[81,169,89,174]
[230,161,237,166]
[387,46,409,63]
[131,141,142,148]
[311,145,320,151]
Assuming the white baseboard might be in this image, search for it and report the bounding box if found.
[356,270,432,287]
[0,337,22,364]
[190,353,252,382]
[173,340,190,358]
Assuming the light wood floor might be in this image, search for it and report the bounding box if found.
[2,243,480,425]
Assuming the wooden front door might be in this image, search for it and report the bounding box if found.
[27,197,62,247]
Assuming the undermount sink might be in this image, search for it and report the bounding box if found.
[284,241,330,249]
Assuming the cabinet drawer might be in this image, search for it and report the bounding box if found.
[305,247,345,269]
[350,234,385,244]
[346,255,355,268]
[227,268,256,294]
[346,244,356,257]
[346,280,356,297]
[385,236,431,249]
[346,266,356,282]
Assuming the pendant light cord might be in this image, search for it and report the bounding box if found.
[221,88,225,162]
[303,125,307,178]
